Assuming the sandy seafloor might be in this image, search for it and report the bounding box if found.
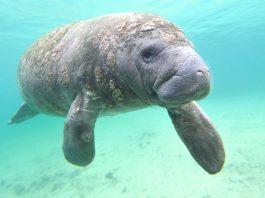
[0,92,264,198]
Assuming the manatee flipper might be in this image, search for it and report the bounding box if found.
[63,89,105,167]
[168,102,225,174]
[8,102,38,124]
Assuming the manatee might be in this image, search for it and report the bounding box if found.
[9,13,225,174]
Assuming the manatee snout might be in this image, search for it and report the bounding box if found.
[155,46,210,105]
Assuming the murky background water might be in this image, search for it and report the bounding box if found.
[0,1,265,197]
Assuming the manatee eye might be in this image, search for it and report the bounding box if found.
[141,47,159,63]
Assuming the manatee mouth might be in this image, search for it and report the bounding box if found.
[155,54,211,106]
[157,72,210,103]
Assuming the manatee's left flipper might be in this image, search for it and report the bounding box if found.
[168,102,225,174]
[8,102,38,124]
[63,89,105,167]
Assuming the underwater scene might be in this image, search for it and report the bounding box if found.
[0,0,265,197]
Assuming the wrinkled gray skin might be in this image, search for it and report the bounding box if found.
[9,13,225,174]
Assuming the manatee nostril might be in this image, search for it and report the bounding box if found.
[196,70,204,77]
[196,70,210,79]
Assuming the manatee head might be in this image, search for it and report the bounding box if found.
[116,14,210,107]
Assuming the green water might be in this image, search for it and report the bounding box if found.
[0,1,265,197]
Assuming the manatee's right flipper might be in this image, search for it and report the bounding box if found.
[63,89,105,167]
[8,102,38,124]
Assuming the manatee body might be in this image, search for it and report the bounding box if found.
[10,13,225,174]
